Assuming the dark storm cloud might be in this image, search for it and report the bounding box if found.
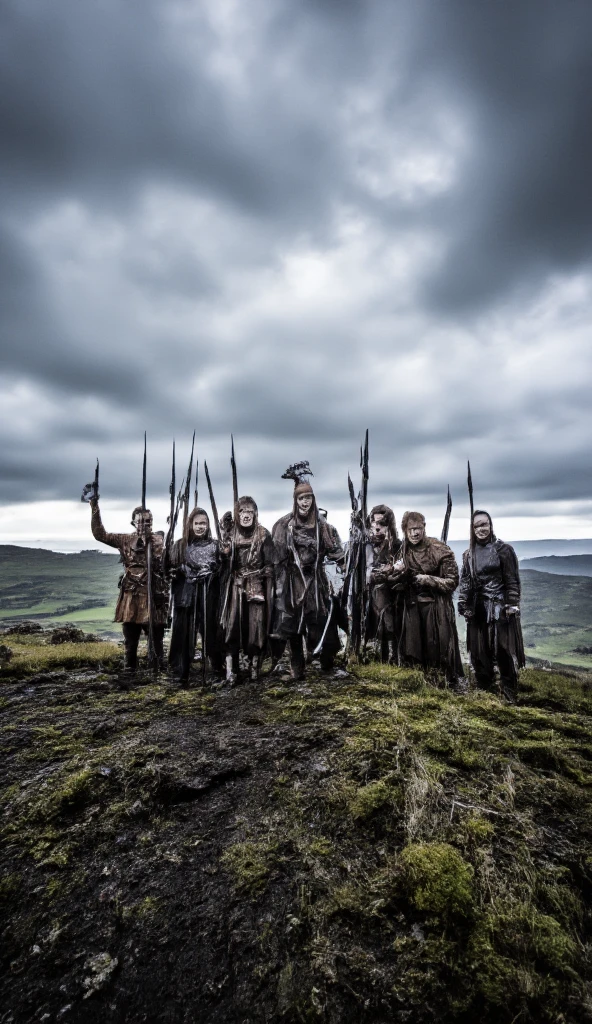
[1,0,592,536]
[410,0,592,310]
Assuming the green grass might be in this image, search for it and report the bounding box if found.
[0,634,121,677]
[0,545,120,636]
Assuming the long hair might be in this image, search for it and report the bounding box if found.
[181,507,212,557]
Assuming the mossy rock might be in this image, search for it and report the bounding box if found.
[399,841,475,918]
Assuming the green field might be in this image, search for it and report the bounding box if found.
[0,545,120,637]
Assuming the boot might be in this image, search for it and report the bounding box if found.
[249,654,263,682]
[225,653,238,686]
[289,636,306,681]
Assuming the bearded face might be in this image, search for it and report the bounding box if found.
[133,511,153,537]
[239,507,255,528]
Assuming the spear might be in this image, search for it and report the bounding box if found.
[467,461,476,590]
[441,485,452,544]
[165,440,176,562]
[204,460,221,542]
[360,429,369,525]
[193,458,199,509]
[230,434,239,520]
[182,431,196,536]
[141,432,147,511]
[140,432,156,670]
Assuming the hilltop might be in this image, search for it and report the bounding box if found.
[521,555,592,577]
[0,634,591,1024]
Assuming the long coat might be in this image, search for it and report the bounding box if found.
[458,538,525,671]
[393,536,463,677]
[221,525,275,654]
[272,513,345,640]
[91,504,168,626]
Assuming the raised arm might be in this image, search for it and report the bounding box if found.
[90,499,126,551]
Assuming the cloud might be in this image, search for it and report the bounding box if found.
[0,0,591,543]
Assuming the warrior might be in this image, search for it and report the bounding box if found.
[391,511,464,684]
[89,497,168,675]
[366,504,402,663]
[220,496,275,684]
[272,464,346,679]
[458,510,525,701]
[167,506,223,687]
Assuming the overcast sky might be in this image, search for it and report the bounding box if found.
[1,0,592,549]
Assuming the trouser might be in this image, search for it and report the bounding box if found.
[121,623,165,673]
[379,637,398,664]
[472,642,518,696]
[169,606,223,684]
[286,632,336,677]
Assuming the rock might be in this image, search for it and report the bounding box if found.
[82,952,118,999]
[0,643,13,665]
[5,621,43,635]
[49,626,92,645]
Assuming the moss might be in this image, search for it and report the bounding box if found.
[221,840,278,896]
[17,724,86,763]
[346,777,402,820]
[0,872,21,904]
[38,768,97,820]
[459,813,495,846]
[308,837,333,857]
[469,903,578,1006]
[399,841,475,918]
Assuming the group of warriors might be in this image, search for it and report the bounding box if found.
[83,434,525,702]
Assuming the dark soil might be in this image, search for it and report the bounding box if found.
[1,658,591,1024]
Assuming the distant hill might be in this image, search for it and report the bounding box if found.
[520,554,592,577]
[516,569,592,668]
[448,538,592,563]
[0,544,121,637]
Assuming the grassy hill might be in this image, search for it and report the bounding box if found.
[0,545,120,638]
[0,644,591,1023]
[519,569,592,669]
[521,555,592,577]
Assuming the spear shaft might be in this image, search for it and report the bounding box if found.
[230,434,239,518]
[441,485,452,544]
[204,461,221,542]
[182,432,196,535]
[141,432,147,511]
